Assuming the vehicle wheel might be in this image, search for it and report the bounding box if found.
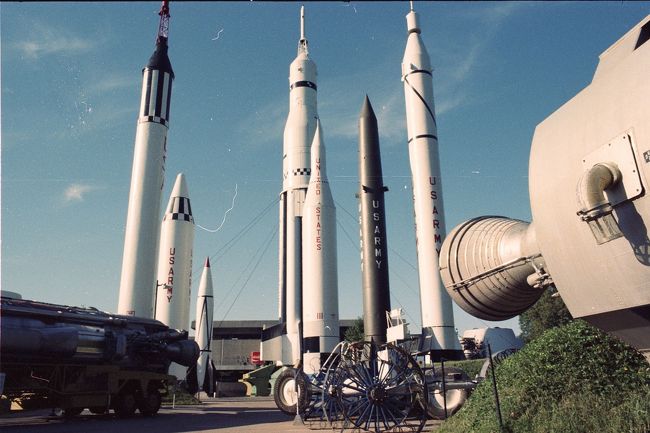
[138,388,162,416]
[114,393,137,417]
[273,368,309,416]
[63,407,84,418]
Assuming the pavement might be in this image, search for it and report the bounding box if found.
[0,396,444,433]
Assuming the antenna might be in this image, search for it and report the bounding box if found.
[300,5,306,41]
[157,0,170,43]
[298,5,309,54]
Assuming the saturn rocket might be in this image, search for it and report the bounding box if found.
[118,1,174,318]
[155,173,195,331]
[302,120,339,374]
[277,6,319,364]
[401,4,462,358]
[195,257,214,393]
[358,96,391,345]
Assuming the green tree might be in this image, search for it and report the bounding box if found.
[519,287,573,343]
[344,316,365,342]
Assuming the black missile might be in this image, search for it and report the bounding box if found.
[358,95,391,344]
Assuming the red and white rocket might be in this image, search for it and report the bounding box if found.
[155,173,195,331]
[401,3,462,359]
[118,1,174,318]
[301,120,339,375]
[195,257,214,393]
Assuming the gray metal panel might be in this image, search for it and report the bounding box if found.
[529,16,650,318]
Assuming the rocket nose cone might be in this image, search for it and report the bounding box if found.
[360,95,377,120]
[171,173,190,198]
[312,119,323,153]
[310,119,328,179]
[205,257,210,268]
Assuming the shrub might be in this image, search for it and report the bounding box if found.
[439,320,650,433]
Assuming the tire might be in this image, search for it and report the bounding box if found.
[113,393,137,417]
[137,388,162,416]
[273,368,309,416]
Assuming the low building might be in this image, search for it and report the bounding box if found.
[194,319,356,381]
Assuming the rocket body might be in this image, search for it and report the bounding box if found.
[118,35,174,318]
[277,6,319,364]
[302,121,339,375]
[195,258,214,393]
[358,96,391,345]
[401,8,462,358]
[155,173,195,331]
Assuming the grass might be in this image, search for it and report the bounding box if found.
[161,386,201,405]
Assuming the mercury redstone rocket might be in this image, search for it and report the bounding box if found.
[155,173,195,332]
[401,3,462,359]
[195,257,215,393]
[302,120,339,375]
[270,6,319,365]
[358,96,391,345]
[118,1,174,318]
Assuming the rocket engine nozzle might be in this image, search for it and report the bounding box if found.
[439,216,550,321]
[164,340,200,367]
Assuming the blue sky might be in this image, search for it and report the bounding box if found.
[2,1,649,337]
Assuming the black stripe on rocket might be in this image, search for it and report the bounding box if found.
[403,69,437,135]
[139,68,173,127]
[290,80,317,91]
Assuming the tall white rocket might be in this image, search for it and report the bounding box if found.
[155,173,195,331]
[195,257,214,393]
[401,3,462,358]
[302,120,339,375]
[278,6,319,364]
[118,1,174,317]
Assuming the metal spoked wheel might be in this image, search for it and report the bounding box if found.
[334,341,428,433]
[299,348,346,429]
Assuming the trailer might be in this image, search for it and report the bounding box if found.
[0,296,199,417]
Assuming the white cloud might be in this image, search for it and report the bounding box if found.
[482,1,526,25]
[88,74,134,95]
[429,2,528,116]
[63,183,98,203]
[235,98,286,148]
[13,23,94,60]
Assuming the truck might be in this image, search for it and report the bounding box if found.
[0,295,199,417]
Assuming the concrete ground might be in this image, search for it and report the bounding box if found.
[0,396,444,433]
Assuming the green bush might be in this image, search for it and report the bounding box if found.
[439,320,650,433]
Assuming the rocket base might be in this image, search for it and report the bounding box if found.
[419,327,464,361]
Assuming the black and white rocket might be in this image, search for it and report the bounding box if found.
[195,257,214,393]
[118,1,174,317]
[155,173,194,379]
[155,173,195,332]
[358,96,391,345]
[401,3,462,358]
[302,120,339,375]
[277,6,319,364]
